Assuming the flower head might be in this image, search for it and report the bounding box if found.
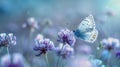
[35,34,44,40]
[55,44,74,59]
[34,38,55,56]
[22,17,39,32]
[0,33,16,47]
[100,37,120,51]
[116,51,120,59]
[57,29,76,46]
[1,53,25,67]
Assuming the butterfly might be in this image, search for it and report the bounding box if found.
[73,15,98,43]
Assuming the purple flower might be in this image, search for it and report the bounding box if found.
[116,51,120,59]
[34,38,55,56]
[100,37,120,51]
[22,17,39,32]
[35,34,44,40]
[57,29,76,46]
[1,53,25,67]
[0,33,16,47]
[55,44,74,59]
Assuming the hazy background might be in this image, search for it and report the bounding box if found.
[0,0,120,67]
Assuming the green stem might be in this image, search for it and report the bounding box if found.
[45,54,49,67]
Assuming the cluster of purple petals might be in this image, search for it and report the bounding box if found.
[57,29,76,46]
[34,38,55,56]
[0,33,16,47]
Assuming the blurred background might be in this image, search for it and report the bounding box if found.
[0,0,120,67]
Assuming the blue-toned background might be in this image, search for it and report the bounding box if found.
[0,0,120,67]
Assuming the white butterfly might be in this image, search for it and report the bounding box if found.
[73,15,98,43]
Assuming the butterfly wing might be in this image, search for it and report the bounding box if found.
[78,15,95,33]
[83,29,98,43]
[74,14,98,43]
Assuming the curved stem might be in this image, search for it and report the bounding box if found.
[45,54,49,67]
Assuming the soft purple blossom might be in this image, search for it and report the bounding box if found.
[77,45,92,55]
[22,17,39,32]
[7,33,16,45]
[35,34,44,40]
[55,44,74,59]
[34,38,55,56]
[1,53,25,67]
[57,29,76,46]
[116,51,120,59]
[0,33,16,47]
[100,37,120,51]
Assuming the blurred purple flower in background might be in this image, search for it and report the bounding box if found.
[57,29,76,46]
[70,57,92,67]
[35,34,44,41]
[34,38,55,56]
[22,17,39,33]
[1,53,25,67]
[101,50,111,62]
[55,44,74,59]
[76,45,92,55]
[0,33,16,47]
[116,51,120,59]
[100,37,120,51]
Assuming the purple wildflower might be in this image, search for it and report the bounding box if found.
[22,17,39,32]
[0,33,16,47]
[55,44,74,59]
[1,53,25,67]
[100,37,120,51]
[57,29,76,46]
[116,51,120,59]
[34,38,55,56]
[35,34,44,40]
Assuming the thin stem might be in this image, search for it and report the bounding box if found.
[45,54,49,67]
[60,57,63,67]
[7,47,10,56]
[29,30,33,42]
[62,59,69,67]
[106,57,109,67]
[56,56,61,67]
[56,45,64,67]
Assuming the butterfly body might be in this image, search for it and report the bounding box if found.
[73,15,98,43]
